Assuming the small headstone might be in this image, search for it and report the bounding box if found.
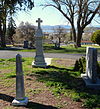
[23,40,28,48]
[32,18,47,67]
[28,41,33,49]
[55,41,60,49]
[12,54,28,106]
[81,47,100,89]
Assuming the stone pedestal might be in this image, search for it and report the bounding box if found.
[33,36,47,67]
[32,18,47,67]
[12,97,28,106]
[12,54,28,106]
[81,47,100,89]
[81,74,100,89]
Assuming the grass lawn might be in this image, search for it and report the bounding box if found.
[1,44,100,54]
[0,57,100,109]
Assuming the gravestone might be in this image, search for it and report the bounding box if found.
[32,18,47,67]
[23,40,28,48]
[81,47,100,88]
[55,41,60,49]
[28,41,34,49]
[12,54,28,106]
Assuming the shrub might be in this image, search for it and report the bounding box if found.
[74,57,86,73]
[91,30,100,45]
[74,57,100,75]
[83,98,99,108]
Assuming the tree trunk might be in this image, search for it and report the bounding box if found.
[0,20,2,46]
[70,29,73,41]
[76,29,83,47]
[0,6,7,48]
[71,26,76,43]
[1,23,6,47]
[58,37,61,48]
[71,26,77,47]
[1,18,6,47]
[1,34,6,47]
[0,20,6,47]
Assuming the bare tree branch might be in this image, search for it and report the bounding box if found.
[42,0,100,47]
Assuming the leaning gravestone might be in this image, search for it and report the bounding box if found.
[32,18,47,67]
[23,40,29,48]
[12,54,28,106]
[81,47,100,88]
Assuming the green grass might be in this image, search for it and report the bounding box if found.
[31,69,100,108]
[0,57,100,108]
[44,45,86,54]
[30,59,100,108]
[27,88,42,95]
[1,43,100,54]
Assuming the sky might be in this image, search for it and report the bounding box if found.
[14,0,100,27]
[14,6,68,26]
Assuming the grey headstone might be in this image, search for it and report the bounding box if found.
[23,40,28,48]
[12,54,28,106]
[32,18,47,67]
[86,47,97,83]
[81,47,100,89]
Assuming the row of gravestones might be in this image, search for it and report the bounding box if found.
[23,40,34,49]
[33,18,100,87]
[12,46,100,106]
[7,18,100,106]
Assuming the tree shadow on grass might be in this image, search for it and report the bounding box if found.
[46,65,74,71]
[0,46,86,54]
[0,93,14,102]
[30,66,100,108]
[26,102,58,109]
[0,93,58,109]
[44,46,86,54]
[0,47,24,51]
[31,65,100,96]
[62,47,86,54]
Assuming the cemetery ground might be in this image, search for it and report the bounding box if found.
[0,57,100,109]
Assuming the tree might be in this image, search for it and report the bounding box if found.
[7,17,16,45]
[0,0,34,47]
[91,30,100,45]
[43,0,100,47]
[53,26,66,48]
[13,21,35,44]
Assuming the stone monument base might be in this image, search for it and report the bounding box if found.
[32,58,52,67]
[81,74,100,89]
[12,97,28,106]
[33,61,47,67]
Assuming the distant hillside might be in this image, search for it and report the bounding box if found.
[36,25,100,33]
[41,25,71,33]
[84,27,100,33]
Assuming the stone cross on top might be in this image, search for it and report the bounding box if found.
[36,18,43,29]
